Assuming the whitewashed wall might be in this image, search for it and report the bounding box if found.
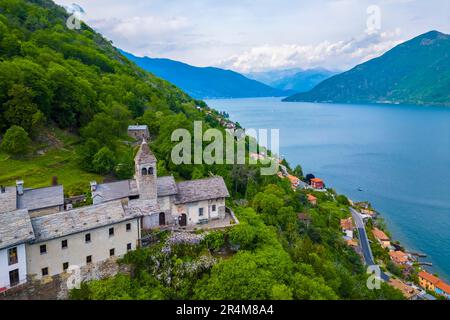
[0,244,27,289]
[26,219,139,279]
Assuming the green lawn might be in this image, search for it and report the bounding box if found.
[0,128,103,196]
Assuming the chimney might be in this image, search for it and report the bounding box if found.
[16,180,24,196]
[90,181,97,192]
[52,176,58,186]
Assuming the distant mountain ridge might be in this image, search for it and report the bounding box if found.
[284,31,450,106]
[247,68,338,93]
[120,51,292,99]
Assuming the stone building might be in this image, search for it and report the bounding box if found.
[0,210,34,292]
[92,140,230,229]
[0,181,64,217]
[128,125,150,141]
[0,139,232,293]
[26,200,153,280]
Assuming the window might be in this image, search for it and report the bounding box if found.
[141,167,148,176]
[42,267,49,277]
[86,255,92,264]
[109,227,114,237]
[212,205,217,212]
[63,262,69,271]
[199,208,204,217]
[85,233,91,243]
[126,223,131,232]
[110,249,115,257]
[61,240,68,249]
[127,243,132,252]
[8,247,18,266]
[9,269,19,287]
[40,245,47,255]
[149,167,154,175]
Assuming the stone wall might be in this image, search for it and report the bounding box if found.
[0,258,130,300]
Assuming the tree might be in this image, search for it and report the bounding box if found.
[293,165,304,178]
[291,273,338,300]
[115,152,135,179]
[92,147,116,174]
[305,174,315,184]
[336,195,350,206]
[271,284,293,300]
[1,125,30,156]
[3,84,45,134]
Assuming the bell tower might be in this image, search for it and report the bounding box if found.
[134,139,157,200]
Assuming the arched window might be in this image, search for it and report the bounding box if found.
[149,167,154,176]
[141,168,148,176]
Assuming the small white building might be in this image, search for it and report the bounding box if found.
[0,209,35,292]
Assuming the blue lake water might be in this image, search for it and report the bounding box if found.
[206,97,450,281]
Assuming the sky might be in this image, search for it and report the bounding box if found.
[55,0,450,73]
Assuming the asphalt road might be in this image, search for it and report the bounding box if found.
[350,207,390,282]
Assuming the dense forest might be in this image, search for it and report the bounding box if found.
[0,0,403,300]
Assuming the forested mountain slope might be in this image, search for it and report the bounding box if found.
[0,0,403,301]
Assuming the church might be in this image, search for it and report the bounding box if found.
[91,138,231,229]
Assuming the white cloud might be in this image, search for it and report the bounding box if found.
[219,29,404,72]
[90,16,191,40]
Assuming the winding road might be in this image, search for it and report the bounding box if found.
[350,207,390,282]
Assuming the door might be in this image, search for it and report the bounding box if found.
[179,214,187,227]
[9,269,19,287]
[159,212,166,226]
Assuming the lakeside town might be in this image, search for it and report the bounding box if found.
[275,162,450,300]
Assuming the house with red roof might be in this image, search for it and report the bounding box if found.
[307,194,317,206]
[310,178,324,190]
[419,271,450,299]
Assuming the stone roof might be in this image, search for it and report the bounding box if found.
[175,177,230,204]
[0,209,35,250]
[17,185,64,211]
[125,199,160,217]
[157,176,178,197]
[135,140,156,164]
[92,180,139,203]
[128,125,148,131]
[93,177,177,203]
[0,186,17,214]
[30,200,151,243]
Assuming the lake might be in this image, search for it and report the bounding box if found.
[206,97,450,281]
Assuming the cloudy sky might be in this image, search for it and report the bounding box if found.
[55,0,450,73]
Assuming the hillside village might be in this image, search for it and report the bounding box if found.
[276,169,450,300]
[0,128,236,297]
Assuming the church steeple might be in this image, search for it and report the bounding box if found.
[134,139,157,200]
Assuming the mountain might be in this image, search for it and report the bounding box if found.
[120,51,291,99]
[247,68,338,93]
[284,31,450,106]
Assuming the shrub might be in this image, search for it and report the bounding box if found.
[1,125,30,156]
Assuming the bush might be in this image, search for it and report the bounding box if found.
[92,147,116,174]
[203,231,226,251]
[336,195,350,206]
[1,125,30,156]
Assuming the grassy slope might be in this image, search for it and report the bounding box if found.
[0,128,102,195]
